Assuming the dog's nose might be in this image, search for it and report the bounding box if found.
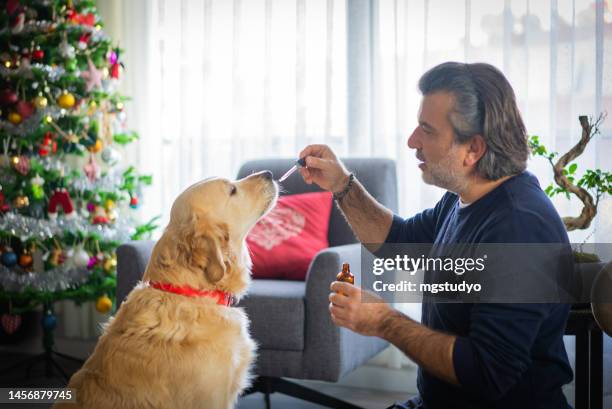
[260,170,273,180]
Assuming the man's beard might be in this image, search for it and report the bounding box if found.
[419,145,469,194]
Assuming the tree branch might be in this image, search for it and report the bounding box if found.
[553,114,605,231]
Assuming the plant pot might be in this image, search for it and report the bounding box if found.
[572,261,606,310]
[591,261,612,337]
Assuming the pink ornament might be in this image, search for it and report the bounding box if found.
[109,51,118,65]
[81,57,102,92]
[13,155,30,175]
[87,256,97,269]
[83,154,100,182]
[86,202,96,212]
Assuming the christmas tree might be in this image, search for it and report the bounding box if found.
[0,0,157,338]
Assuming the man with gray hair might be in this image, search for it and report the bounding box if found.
[299,62,572,408]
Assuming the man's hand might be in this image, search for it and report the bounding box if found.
[328,281,392,337]
[299,144,351,194]
[330,281,459,386]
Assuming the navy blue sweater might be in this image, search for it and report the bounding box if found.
[385,171,573,408]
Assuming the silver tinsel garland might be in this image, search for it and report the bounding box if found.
[0,212,135,243]
[0,20,108,41]
[0,62,66,80]
[0,263,90,293]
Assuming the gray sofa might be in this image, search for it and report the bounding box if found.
[116,158,398,408]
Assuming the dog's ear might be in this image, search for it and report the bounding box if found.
[175,216,230,284]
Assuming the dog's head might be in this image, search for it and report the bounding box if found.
[144,171,278,296]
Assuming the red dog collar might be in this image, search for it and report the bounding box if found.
[149,281,235,307]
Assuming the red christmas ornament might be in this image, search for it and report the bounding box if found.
[81,13,95,26]
[110,63,120,79]
[15,100,35,119]
[39,132,57,156]
[1,314,22,335]
[79,33,91,45]
[0,89,18,106]
[45,132,56,150]
[67,10,95,26]
[47,188,75,219]
[66,9,79,23]
[6,0,20,16]
[92,205,109,225]
[130,196,139,208]
[11,12,25,34]
[0,191,10,213]
[32,49,44,60]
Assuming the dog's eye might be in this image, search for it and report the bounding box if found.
[230,185,237,196]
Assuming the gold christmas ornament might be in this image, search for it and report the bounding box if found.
[103,255,117,273]
[8,111,23,124]
[13,195,29,208]
[57,91,75,109]
[88,139,102,153]
[33,95,48,108]
[95,295,113,313]
[105,199,115,210]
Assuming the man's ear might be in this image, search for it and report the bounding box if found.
[465,134,487,167]
[175,215,230,283]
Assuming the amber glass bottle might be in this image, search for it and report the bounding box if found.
[336,262,354,284]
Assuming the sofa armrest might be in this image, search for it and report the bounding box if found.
[116,240,156,307]
[302,243,388,381]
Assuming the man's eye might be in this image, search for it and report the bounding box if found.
[230,186,237,195]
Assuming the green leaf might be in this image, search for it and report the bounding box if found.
[545,184,554,195]
[568,163,577,174]
[138,175,153,185]
[113,131,139,145]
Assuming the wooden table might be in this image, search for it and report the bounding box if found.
[565,308,604,409]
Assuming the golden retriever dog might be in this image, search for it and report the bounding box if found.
[54,171,278,409]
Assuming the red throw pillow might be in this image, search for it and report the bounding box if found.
[247,191,333,280]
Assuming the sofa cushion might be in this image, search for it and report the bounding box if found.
[238,279,305,351]
[247,191,332,280]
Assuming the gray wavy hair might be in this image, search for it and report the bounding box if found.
[418,62,528,180]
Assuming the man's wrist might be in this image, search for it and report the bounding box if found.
[332,173,350,195]
[333,173,355,201]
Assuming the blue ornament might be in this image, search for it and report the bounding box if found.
[1,251,17,267]
[42,313,57,330]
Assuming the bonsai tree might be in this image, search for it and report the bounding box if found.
[529,114,611,261]
[530,114,611,230]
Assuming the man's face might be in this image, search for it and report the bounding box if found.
[407,92,469,193]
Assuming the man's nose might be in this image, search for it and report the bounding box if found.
[407,128,419,150]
